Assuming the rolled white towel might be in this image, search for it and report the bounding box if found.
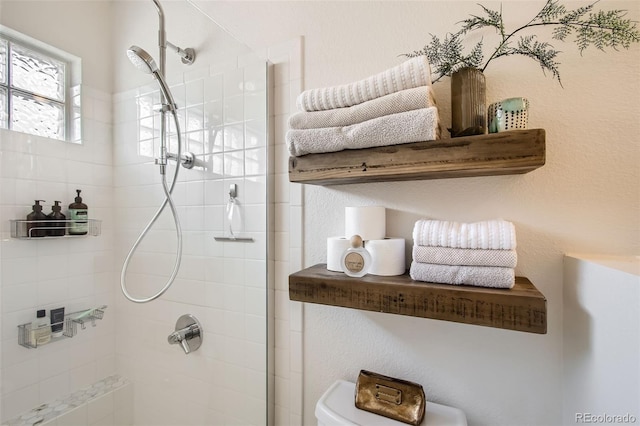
[287,107,440,157]
[297,56,432,112]
[412,245,517,268]
[409,261,515,289]
[289,86,436,129]
[412,219,517,250]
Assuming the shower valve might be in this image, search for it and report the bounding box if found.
[168,314,202,354]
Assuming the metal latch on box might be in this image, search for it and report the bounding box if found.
[375,384,402,405]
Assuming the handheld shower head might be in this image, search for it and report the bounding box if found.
[127,45,158,74]
[126,45,176,110]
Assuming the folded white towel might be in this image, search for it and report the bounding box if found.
[409,261,515,289]
[413,219,517,250]
[412,246,518,268]
[297,57,432,112]
[287,107,440,157]
[289,86,436,129]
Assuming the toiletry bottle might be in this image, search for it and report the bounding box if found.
[26,200,48,237]
[50,307,65,338]
[68,189,88,235]
[47,201,66,237]
[341,235,372,278]
[30,309,51,347]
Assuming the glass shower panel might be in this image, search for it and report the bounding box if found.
[118,60,269,426]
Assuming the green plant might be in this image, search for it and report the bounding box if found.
[406,0,640,85]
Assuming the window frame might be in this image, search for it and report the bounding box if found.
[0,24,82,143]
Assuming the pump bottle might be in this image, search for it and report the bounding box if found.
[68,190,88,235]
[47,201,66,236]
[26,200,47,237]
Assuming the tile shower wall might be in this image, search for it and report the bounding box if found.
[113,58,269,425]
[0,86,116,422]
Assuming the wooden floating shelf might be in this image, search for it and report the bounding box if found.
[288,129,545,185]
[289,264,547,334]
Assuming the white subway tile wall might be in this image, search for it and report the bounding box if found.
[0,86,116,422]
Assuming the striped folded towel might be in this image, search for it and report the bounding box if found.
[412,245,517,268]
[412,219,517,250]
[409,261,515,289]
[287,107,440,157]
[296,56,432,112]
[289,86,436,129]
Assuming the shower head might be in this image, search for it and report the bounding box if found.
[126,45,176,111]
[127,45,158,74]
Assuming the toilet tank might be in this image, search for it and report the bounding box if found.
[316,380,467,426]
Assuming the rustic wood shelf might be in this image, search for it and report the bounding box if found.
[289,264,547,334]
[288,129,545,185]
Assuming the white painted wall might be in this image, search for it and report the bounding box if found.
[194,1,640,425]
[0,0,113,92]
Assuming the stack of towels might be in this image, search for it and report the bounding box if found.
[287,56,440,157]
[410,219,518,289]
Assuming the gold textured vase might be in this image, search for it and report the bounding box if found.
[450,67,486,137]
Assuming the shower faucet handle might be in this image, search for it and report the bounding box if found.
[167,314,202,354]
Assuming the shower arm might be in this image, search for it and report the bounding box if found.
[166,41,196,65]
[153,0,195,71]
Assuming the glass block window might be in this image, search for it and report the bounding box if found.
[0,39,7,85]
[0,27,81,142]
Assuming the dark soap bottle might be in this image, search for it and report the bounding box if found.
[26,200,47,237]
[47,201,66,237]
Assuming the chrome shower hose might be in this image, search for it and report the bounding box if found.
[120,108,183,303]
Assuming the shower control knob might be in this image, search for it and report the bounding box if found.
[167,314,202,354]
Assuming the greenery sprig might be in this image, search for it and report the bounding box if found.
[405,0,640,85]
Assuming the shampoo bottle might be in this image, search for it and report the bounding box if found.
[47,201,66,237]
[341,235,372,278]
[26,200,48,237]
[50,307,65,338]
[68,190,88,235]
[30,309,51,347]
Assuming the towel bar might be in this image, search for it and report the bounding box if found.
[214,236,254,242]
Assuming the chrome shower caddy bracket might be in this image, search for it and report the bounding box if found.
[9,219,102,239]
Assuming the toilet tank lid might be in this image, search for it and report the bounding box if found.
[315,380,468,426]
